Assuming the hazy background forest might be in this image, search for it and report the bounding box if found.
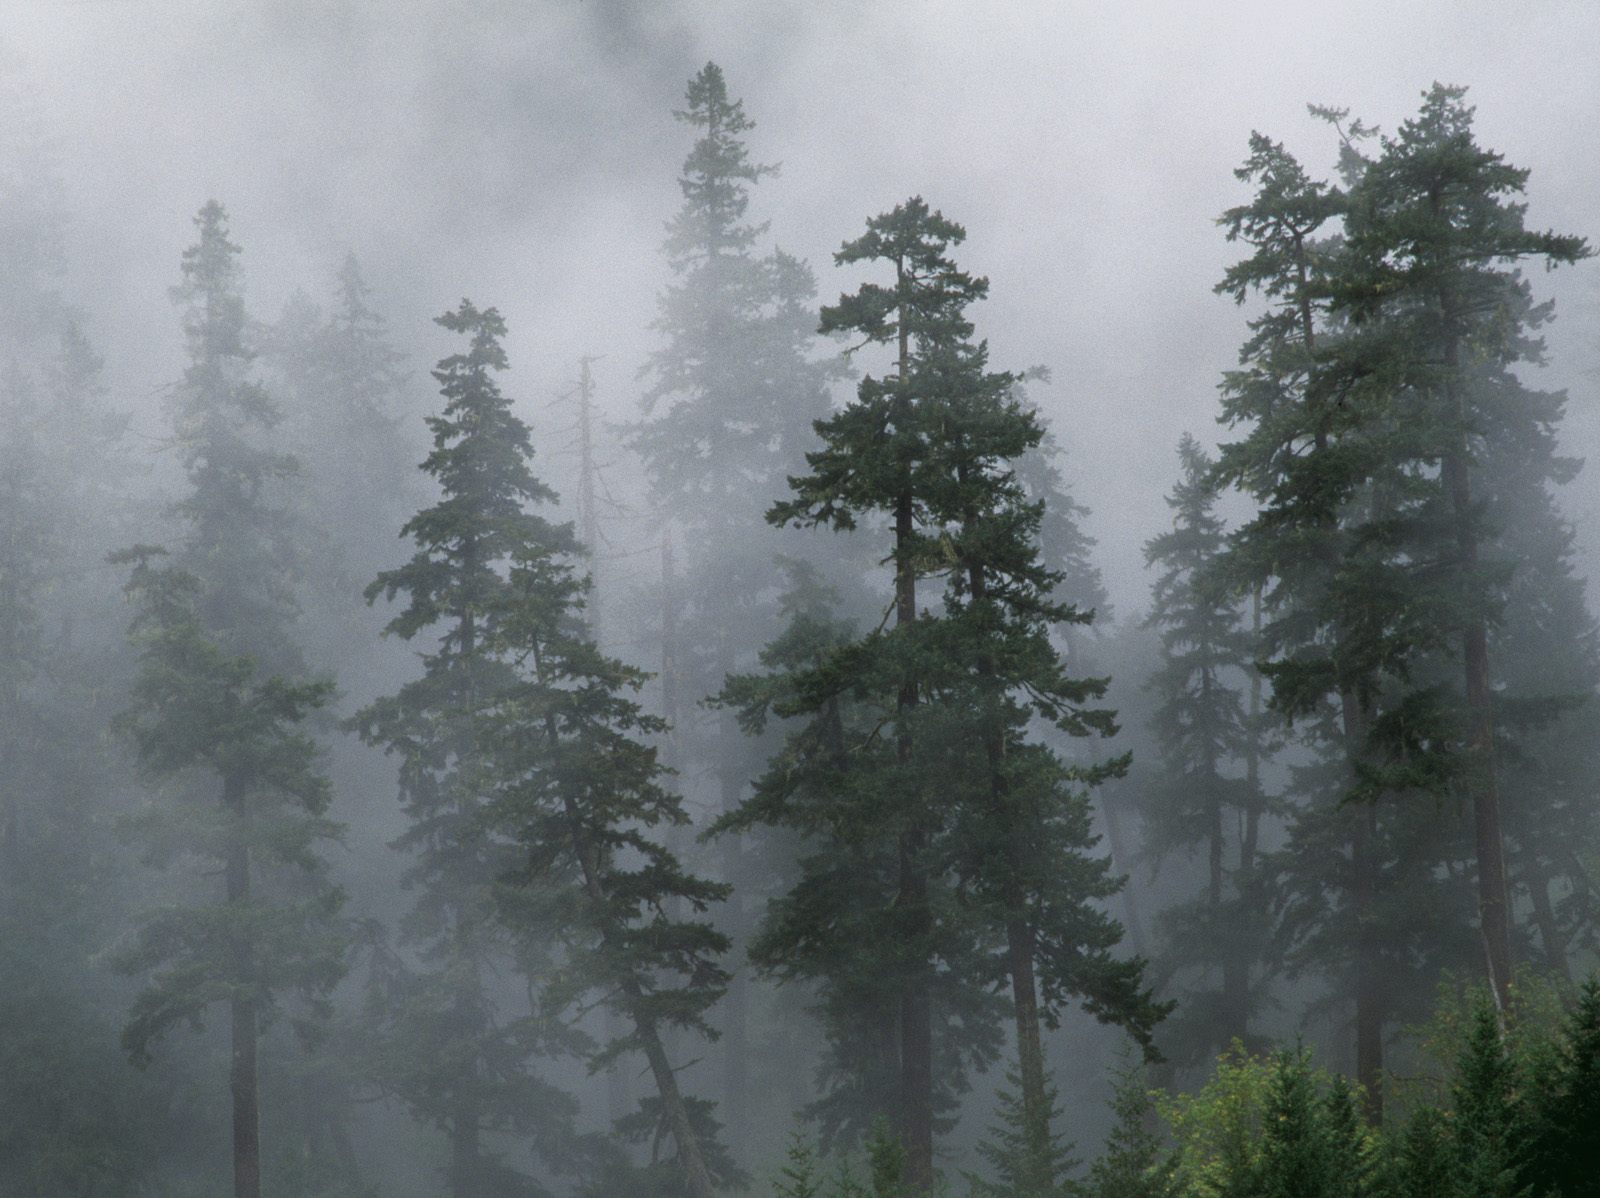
[5,2,1600,1196]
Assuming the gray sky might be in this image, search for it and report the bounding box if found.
[10,0,1600,617]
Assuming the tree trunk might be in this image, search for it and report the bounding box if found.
[1338,693,1383,1122]
[896,658,935,1193]
[1523,856,1570,983]
[638,1012,718,1198]
[717,683,749,1151]
[1098,787,1146,960]
[1202,665,1232,1053]
[569,810,717,1198]
[1445,449,1514,1010]
[1299,246,1384,1119]
[224,772,261,1198]
[1439,261,1514,1013]
[545,690,717,1198]
[966,550,1054,1189]
[1223,589,1265,1047]
[1005,916,1052,1190]
[1352,797,1382,1123]
[892,289,935,1192]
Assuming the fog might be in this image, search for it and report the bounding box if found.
[4,2,1600,1195]
[14,1,1596,607]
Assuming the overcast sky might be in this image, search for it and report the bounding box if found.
[9,0,1600,618]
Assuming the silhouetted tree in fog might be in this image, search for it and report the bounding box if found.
[1141,434,1275,1060]
[353,301,592,1198]
[112,203,347,1198]
[753,197,1159,1191]
[630,61,838,1148]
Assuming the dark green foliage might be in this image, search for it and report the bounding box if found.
[1448,1002,1527,1198]
[353,300,589,1197]
[1140,435,1275,1061]
[745,196,1157,1191]
[774,1132,825,1198]
[1198,84,1594,1145]
[1525,978,1600,1197]
[1085,1056,1180,1198]
[716,565,1006,1150]
[862,1120,910,1198]
[1392,1107,1453,1198]
[1256,1050,1328,1198]
[968,1068,1080,1198]
[478,473,736,1196]
[1329,85,1591,1006]
[112,550,346,1061]
[1253,1049,1378,1198]
[632,62,840,1153]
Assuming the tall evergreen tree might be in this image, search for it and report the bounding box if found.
[113,550,346,1198]
[166,202,299,668]
[761,197,1158,1190]
[762,197,992,1187]
[479,490,736,1198]
[716,564,1006,1152]
[353,301,586,1198]
[936,375,1165,1192]
[1141,434,1275,1060]
[631,61,838,1145]
[111,202,349,1198]
[1332,84,1591,1009]
[1210,122,1467,1117]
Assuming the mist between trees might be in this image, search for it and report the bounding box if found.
[2,58,1599,1198]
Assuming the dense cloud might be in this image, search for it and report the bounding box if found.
[11,0,1598,615]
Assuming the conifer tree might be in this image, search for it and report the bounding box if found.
[1332,84,1592,1009]
[353,301,587,1198]
[1141,434,1274,1059]
[1526,976,1600,1196]
[938,376,1165,1191]
[112,202,349,1198]
[1210,121,1465,1118]
[1447,1001,1528,1197]
[763,198,993,1187]
[1393,1107,1454,1198]
[967,1068,1079,1198]
[268,252,418,644]
[1085,1055,1181,1198]
[632,62,838,1143]
[764,197,1157,1190]
[479,489,735,1198]
[1487,447,1600,980]
[1256,1050,1331,1198]
[113,550,346,1198]
[716,564,1006,1151]
[166,202,300,667]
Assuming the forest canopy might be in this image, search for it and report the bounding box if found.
[1,12,1598,1198]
